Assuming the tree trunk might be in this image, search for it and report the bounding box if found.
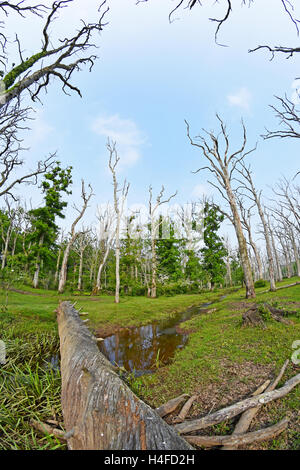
[250,241,263,280]
[33,234,44,289]
[279,237,291,278]
[77,250,84,291]
[115,220,120,303]
[226,184,255,298]
[95,242,111,293]
[226,257,232,287]
[268,224,282,282]
[56,301,192,450]
[11,235,17,258]
[58,181,92,294]
[151,236,157,298]
[58,243,72,294]
[33,258,40,289]
[1,223,12,269]
[290,230,300,277]
[54,249,61,285]
[256,207,276,291]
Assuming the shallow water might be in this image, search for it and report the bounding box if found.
[98,302,213,377]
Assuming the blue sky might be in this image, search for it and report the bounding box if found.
[6,0,300,238]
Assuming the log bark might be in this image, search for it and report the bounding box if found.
[174,372,300,434]
[185,417,289,448]
[57,301,192,450]
[173,395,198,424]
[221,378,273,450]
[30,419,66,442]
[226,361,289,443]
[155,394,190,418]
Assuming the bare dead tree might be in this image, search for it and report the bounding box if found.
[237,198,264,281]
[266,212,283,282]
[58,180,93,294]
[269,178,300,275]
[262,95,300,141]
[273,204,300,277]
[0,195,20,268]
[148,185,177,298]
[176,201,203,274]
[0,100,55,199]
[73,227,91,291]
[93,203,116,294]
[273,225,294,278]
[235,161,277,291]
[108,140,130,304]
[272,176,300,234]
[0,0,109,107]
[88,228,99,285]
[287,225,300,277]
[54,229,65,285]
[186,115,256,298]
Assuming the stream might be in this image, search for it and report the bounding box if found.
[97,301,214,377]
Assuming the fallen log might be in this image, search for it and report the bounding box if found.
[260,281,300,294]
[221,378,271,450]
[29,419,66,442]
[173,395,198,424]
[225,360,289,445]
[57,301,192,450]
[174,372,300,434]
[185,417,289,448]
[155,393,190,418]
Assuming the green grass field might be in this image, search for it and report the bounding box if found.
[0,278,299,450]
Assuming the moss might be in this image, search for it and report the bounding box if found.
[3,51,47,90]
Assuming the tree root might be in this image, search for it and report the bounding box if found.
[242,302,297,327]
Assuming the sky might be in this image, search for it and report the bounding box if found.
[4,0,300,242]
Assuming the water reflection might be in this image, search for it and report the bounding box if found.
[98,302,212,376]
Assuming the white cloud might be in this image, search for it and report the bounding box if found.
[91,114,146,169]
[227,87,252,111]
[24,109,54,149]
[191,183,212,199]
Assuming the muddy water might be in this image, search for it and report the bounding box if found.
[98,302,213,377]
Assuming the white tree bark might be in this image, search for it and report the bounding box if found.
[94,204,116,294]
[33,234,44,289]
[58,181,93,294]
[267,214,283,282]
[108,140,129,304]
[237,163,276,291]
[185,117,256,298]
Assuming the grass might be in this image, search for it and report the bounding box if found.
[0,277,299,449]
[0,328,65,450]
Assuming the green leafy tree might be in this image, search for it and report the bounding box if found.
[156,217,183,282]
[184,248,203,283]
[201,202,227,289]
[29,162,72,288]
[230,251,245,286]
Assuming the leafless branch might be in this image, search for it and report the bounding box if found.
[262,95,300,140]
[0,0,109,107]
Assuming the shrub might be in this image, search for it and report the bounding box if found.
[254,279,267,288]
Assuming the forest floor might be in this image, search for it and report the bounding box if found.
[0,277,299,450]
